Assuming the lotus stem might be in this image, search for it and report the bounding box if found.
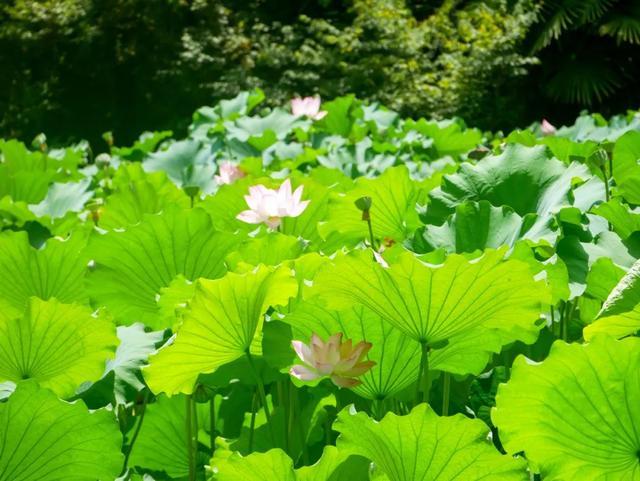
[442,373,451,416]
[245,350,275,444]
[415,341,430,405]
[209,394,216,456]
[119,390,149,477]
[186,394,196,481]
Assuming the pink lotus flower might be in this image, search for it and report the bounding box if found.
[236,179,309,229]
[541,118,556,136]
[215,162,245,185]
[290,333,375,388]
[291,96,327,120]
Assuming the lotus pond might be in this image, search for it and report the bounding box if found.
[0,91,639,480]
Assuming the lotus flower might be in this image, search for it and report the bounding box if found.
[291,96,327,120]
[236,179,309,229]
[541,118,556,136]
[215,162,245,185]
[290,333,375,388]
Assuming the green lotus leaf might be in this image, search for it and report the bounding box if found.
[87,207,237,328]
[492,336,640,480]
[105,323,167,404]
[0,231,88,322]
[541,136,599,163]
[318,165,422,247]
[584,258,640,339]
[100,164,190,229]
[334,403,528,481]
[0,297,117,398]
[612,130,640,204]
[283,301,420,400]
[558,231,637,298]
[426,144,592,223]
[422,200,527,253]
[29,178,93,220]
[210,446,368,481]
[592,197,640,239]
[311,249,549,348]
[129,394,211,478]
[404,118,482,157]
[0,380,123,481]
[144,265,297,395]
[143,139,218,195]
[226,232,305,271]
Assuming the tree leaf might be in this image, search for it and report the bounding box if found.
[144,266,297,395]
[492,336,640,480]
[334,403,528,481]
[0,380,123,481]
[0,297,117,398]
[87,207,237,329]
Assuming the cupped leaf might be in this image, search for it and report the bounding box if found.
[318,165,422,247]
[492,336,640,481]
[0,231,88,322]
[0,297,117,398]
[426,144,592,223]
[87,207,237,328]
[311,249,548,348]
[210,446,368,481]
[0,380,123,481]
[283,301,420,400]
[100,164,190,230]
[144,265,297,395]
[29,178,93,220]
[106,323,167,404]
[584,258,640,339]
[334,403,528,481]
[592,197,640,240]
[422,200,526,253]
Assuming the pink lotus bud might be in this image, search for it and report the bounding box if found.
[236,179,310,229]
[291,95,327,120]
[215,162,245,185]
[541,119,556,136]
[290,333,375,388]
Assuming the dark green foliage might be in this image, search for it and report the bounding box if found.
[0,0,536,145]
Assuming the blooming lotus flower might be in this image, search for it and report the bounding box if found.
[236,179,309,229]
[290,333,375,388]
[291,96,327,120]
[541,118,556,136]
[215,162,245,185]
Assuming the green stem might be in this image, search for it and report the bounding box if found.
[366,216,377,251]
[287,381,295,455]
[442,373,450,416]
[245,350,274,443]
[186,395,196,481]
[415,341,430,405]
[248,389,258,452]
[119,390,149,476]
[209,395,216,456]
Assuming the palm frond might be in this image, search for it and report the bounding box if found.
[599,4,640,44]
[545,56,623,104]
